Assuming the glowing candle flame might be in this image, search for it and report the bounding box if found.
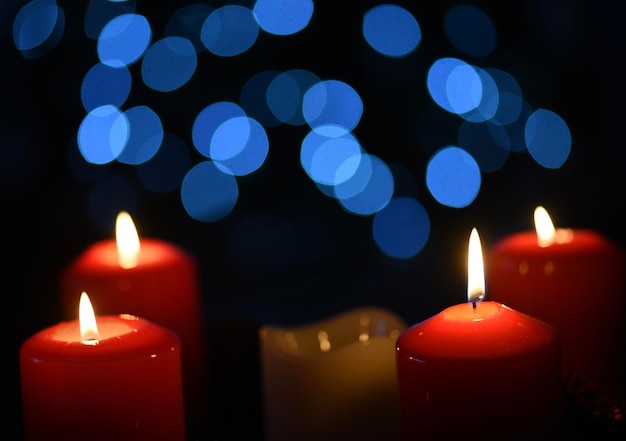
[79,292,99,345]
[467,228,485,304]
[534,206,556,247]
[116,211,140,269]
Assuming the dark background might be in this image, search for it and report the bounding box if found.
[2,0,626,439]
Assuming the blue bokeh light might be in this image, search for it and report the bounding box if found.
[97,13,151,67]
[253,0,314,36]
[84,0,136,40]
[165,3,213,53]
[372,197,430,259]
[338,155,394,216]
[77,105,129,165]
[459,67,498,123]
[427,58,483,115]
[211,116,269,176]
[180,161,239,222]
[426,146,481,208]
[239,70,282,127]
[116,106,163,165]
[141,36,197,92]
[362,4,421,57]
[13,0,64,59]
[525,109,571,169]
[192,102,247,158]
[333,152,372,200]
[444,5,496,57]
[81,63,132,111]
[201,5,259,57]
[487,68,523,126]
[136,132,191,194]
[267,69,321,125]
[303,80,363,131]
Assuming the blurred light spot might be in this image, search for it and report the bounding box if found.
[427,58,482,115]
[165,3,213,53]
[372,197,430,259]
[97,13,151,67]
[487,68,523,126]
[457,121,509,172]
[141,36,197,92]
[211,116,269,176]
[362,4,421,57]
[230,215,297,271]
[239,70,282,127]
[444,5,496,57]
[426,146,480,208]
[253,0,314,36]
[87,173,138,232]
[136,132,191,193]
[338,155,394,216]
[13,0,64,59]
[267,69,320,125]
[301,126,363,186]
[116,106,163,165]
[84,0,136,40]
[525,109,571,169]
[303,80,363,131]
[192,101,246,158]
[459,67,498,122]
[333,152,372,200]
[201,5,259,57]
[81,63,132,111]
[180,161,238,222]
[77,105,129,165]
[503,101,533,152]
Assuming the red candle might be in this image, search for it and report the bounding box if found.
[59,212,208,418]
[487,206,626,399]
[396,229,563,439]
[20,293,186,441]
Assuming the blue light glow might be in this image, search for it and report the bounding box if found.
[141,37,197,92]
[303,80,363,131]
[459,68,498,123]
[81,63,132,111]
[362,4,421,57]
[333,152,372,200]
[116,106,163,165]
[444,5,496,57]
[525,109,571,169]
[13,0,64,59]
[253,0,314,36]
[426,146,481,208]
[372,197,430,259]
[165,3,213,53]
[201,5,259,57]
[239,70,282,127]
[84,0,136,40]
[338,155,394,216]
[97,13,151,67]
[486,68,523,126]
[427,58,482,115]
[180,161,239,222]
[77,105,129,165]
[211,116,269,176]
[192,102,247,158]
[267,69,320,125]
[136,132,191,194]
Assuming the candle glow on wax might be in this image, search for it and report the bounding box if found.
[116,211,140,269]
[79,292,99,344]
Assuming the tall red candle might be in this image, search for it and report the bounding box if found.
[487,206,626,399]
[396,229,563,439]
[20,293,186,441]
[59,212,209,419]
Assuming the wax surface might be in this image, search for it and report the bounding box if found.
[20,315,186,441]
[260,307,407,441]
[396,301,563,440]
[487,229,626,399]
[59,238,209,418]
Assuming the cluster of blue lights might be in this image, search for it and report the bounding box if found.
[12,1,572,260]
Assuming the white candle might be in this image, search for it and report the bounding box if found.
[259,307,406,441]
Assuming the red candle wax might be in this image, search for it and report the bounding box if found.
[59,231,209,419]
[20,313,186,441]
[487,226,626,399]
[395,301,563,440]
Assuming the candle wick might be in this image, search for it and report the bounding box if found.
[472,300,477,309]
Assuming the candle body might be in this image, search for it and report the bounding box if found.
[260,307,406,441]
[487,230,626,399]
[59,238,208,418]
[396,301,563,440]
[20,315,186,441]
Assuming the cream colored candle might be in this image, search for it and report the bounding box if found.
[259,307,406,441]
